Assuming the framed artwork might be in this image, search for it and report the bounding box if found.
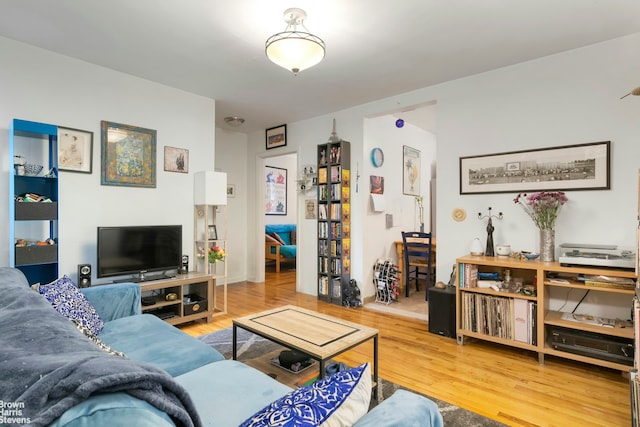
[208,225,218,240]
[370,175,384,194]
[403,145,421,196]
[265,124,287,150]
[58,127,93,173]
[265,166,287,215]
[163,146,188,173]
[100,121,157,188]
[459,141,610,194]
[305,199,316,219]
[227,184,236,198]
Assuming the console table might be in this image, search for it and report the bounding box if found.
[139,272,214,326]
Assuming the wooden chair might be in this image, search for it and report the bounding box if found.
[401,231,433,300]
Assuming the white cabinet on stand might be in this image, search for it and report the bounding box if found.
[194,171,228,317]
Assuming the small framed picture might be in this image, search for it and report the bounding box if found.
[58,127,93,173]
[265,124,287,150]
[164,146,189,173]
[208,225,218,240]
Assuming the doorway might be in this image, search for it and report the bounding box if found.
[363,103,437,320]
[261,152,298,284]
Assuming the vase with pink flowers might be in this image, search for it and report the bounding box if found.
[514,191,568,262]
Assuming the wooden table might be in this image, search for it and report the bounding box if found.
[394,238,436,294]
[233,305,379,395]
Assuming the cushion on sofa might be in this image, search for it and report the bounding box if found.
[98,313,224,377]
[81,282,142,321]
[48,392,176,427]
[353,389,444,427]
[175,360,292,427]
[240,363,371,427]
[35,275,105,335]
[269,232,287,245]
[265,234,281,245]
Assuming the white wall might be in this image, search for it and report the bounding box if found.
[243,33,640,318]
[0,37,216,283]
[215,128,247,284]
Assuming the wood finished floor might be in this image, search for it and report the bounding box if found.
[179,270,631,427]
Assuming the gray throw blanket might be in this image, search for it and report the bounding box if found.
[0,268,201,427]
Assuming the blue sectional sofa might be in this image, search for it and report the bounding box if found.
[0,267,443,426]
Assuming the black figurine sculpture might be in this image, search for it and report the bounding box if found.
[478,207,503,256]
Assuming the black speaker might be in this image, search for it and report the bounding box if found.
[428,286,456,338]
[179,255,189,274]
[78,264,91,288]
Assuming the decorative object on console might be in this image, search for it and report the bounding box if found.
[415,195,425,232]
[496,245,511,257]
[478,207,503,257]
[101,121,157,188]
[208,246,226,264]
[470,238,484,256]
[514,191,568,262]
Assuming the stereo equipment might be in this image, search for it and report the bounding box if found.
[428,285,456,338]
[559,243,635,270]
[548,325,633,366]
[179,254,189,274]
[78,264,91,288]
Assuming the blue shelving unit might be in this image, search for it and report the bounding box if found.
[9,119,59,285]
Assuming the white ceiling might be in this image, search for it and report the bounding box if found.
[1,0,639,133]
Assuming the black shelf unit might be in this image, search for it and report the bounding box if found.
[9,119,59,285]
[317,139,351,305]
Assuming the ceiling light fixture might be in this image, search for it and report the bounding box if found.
[224,116,245,127]
[265,8,325,75]
[620,86,640,99]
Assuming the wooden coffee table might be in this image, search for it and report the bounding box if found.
[233,305,379,394]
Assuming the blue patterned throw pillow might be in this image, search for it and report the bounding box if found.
[241,363,371,427]
[37,275,105,335]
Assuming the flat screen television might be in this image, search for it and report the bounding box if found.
[97,225,182,281]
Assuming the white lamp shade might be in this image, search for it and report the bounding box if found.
[266,32,325,73]
[194,171,227,205]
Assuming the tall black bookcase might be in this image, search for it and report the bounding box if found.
[317,139,350,305]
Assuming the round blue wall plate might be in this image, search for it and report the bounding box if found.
[371,148,384,167]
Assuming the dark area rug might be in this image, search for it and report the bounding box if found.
[198,328,506,426]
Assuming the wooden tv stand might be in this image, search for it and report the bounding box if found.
[138,271,214,326]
